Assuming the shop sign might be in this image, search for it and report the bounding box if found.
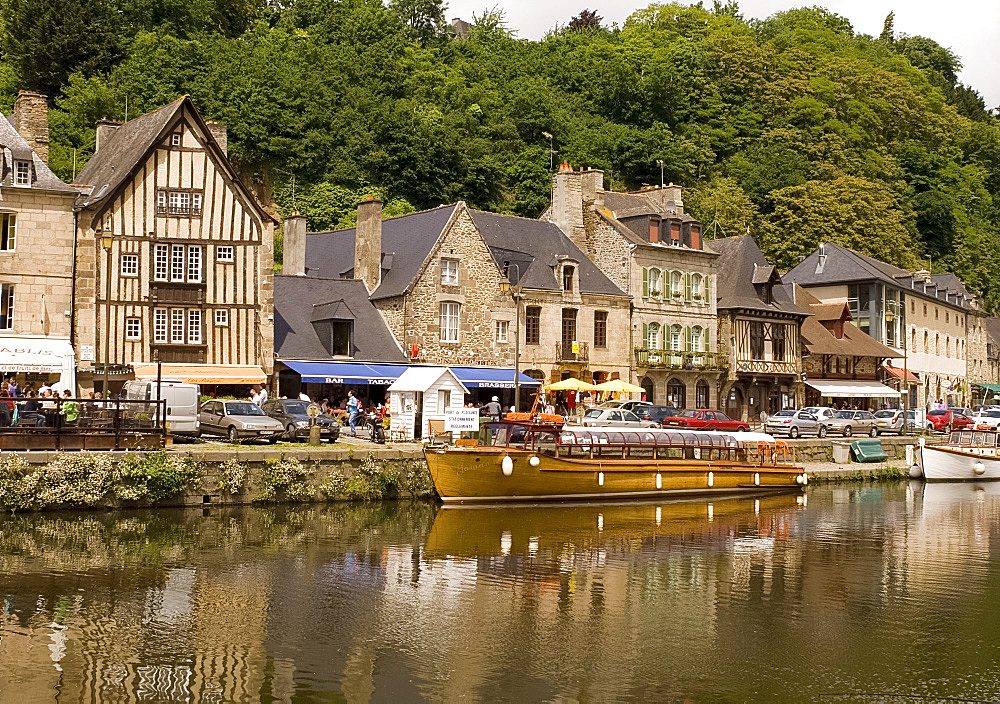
[445,408,480,431]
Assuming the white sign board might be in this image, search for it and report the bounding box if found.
[445,407,480,432]
[80,345,94,361]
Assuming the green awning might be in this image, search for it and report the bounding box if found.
[974,383,1000,393]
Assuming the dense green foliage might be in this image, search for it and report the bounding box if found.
[2,0,998,306]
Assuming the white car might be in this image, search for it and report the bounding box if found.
[970,410,1000,430]
[581,407,657,428]
[801,406,838,424]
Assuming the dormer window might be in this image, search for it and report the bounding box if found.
[13,160,30,186]
[563,265,575,292]
[171,132,182,147]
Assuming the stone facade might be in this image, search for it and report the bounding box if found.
[966,312,992,393]
[580,209,631,293]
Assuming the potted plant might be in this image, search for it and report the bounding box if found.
[649,288,661,299]
[672,290,681,299]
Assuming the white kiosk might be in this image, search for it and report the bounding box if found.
[388,367,469,440]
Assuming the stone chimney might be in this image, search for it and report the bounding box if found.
[13,91,49,164]
[95,118,121,153]
[551,161,587,252]
[644,183,684,215]
[283,212,307,276]
[581,168,604,208]
[206,120,228,155]
[355,197,383,293]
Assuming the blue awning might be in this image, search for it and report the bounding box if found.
[449,366,542,389]
[281,361,409,385]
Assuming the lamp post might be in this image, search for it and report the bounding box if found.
[100,233,113,398]
[499,264,524,411]
[656,159,664,188]
[542,131,554,172]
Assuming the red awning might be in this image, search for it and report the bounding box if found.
[884,364,920,384]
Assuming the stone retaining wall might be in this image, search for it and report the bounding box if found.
[783,436,945,463]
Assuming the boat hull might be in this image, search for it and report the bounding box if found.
[920,445,1000,481]
[425,447,805,503]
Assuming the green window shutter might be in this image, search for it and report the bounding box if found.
[684,273,692,302]
[704,327,711,351]
[685,326,693,351]
[642,268,649,299]
[642,323,648,349]
[704,276,711,304]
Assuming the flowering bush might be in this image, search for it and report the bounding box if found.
[218,458,251,494]
[112,451,199,503]
[33,453,114,507]
[255,457,312,503]
[0,453,34,511]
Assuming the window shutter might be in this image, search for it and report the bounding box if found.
[704,327,710,351]
[642,268,649,299]
[685,326,693,351]
[704,276,711,304]
[642,323,648,349]
[684,273,692,302]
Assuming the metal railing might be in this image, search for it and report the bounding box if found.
[0,398,167,450]
[634,348,727,371]
[556,341,589,362]
[735,359,799,375]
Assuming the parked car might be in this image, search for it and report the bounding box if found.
[581,407,657,427]
[873,409,916,435]
[199,399,285,443]
[637,405,680,425]
[801,406,838,424]
[122,378,200,437]
[593,400,652,413]
[262,399,341,442]
[825,409,878,437]
[970,410,1000,430]
[926,409,974,433]
[764,409,826,438]
[660,409,750,432]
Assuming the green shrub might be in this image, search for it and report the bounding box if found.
[218,458,251,494]
[342,454,398,502]
[0,453,34,512]
[255,457,312,503]
[111,451,200,503]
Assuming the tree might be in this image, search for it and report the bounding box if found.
[879,11,894,42]
[684,177,759,239]
[390,0,445,46]
[1,0,121,96]
[568,9,602,31]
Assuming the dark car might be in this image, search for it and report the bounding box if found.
[262,399,341,442]
[636,405,680,425]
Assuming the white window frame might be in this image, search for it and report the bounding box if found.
[440,302,460,342]
[670,271,683,298]
[153,244,168,281]
[495,319,509,343]
[215,309,229,326]
[0,213,15,251]
[170,308,185,343]
[121,254,139,278]
[171,132,182,146]
[192,192,203,216]
[437,389,451,414]
[187,309,202,344]
[170,245,186,282]
[441,258,459,286]
[187,246,202,283]
[157,190,167,212]
[0,282,13,330]
[13,160,30,186]
[216,245,234,262]
[646,322,660,349]
[153,308,168,343]
[648,268,661,299]
[125,317,141,340]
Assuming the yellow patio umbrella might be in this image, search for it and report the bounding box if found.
[593,379,645,394]
[544,378,597,392]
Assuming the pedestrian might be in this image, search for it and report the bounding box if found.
[485,395,501,420]
[298,388,311,402]
[347,390,359,436]
[61,389,79,426]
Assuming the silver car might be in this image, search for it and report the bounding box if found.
[581,407,657,427]
[199,399,285,443]
[826,410,878,437]
[873,409,915,435]
[764,409,827,438]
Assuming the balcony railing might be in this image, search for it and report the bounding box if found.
[634,348,727,371]
[735,358,799,375]
[557,341,589,362]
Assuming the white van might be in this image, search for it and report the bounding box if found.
[123,379,200,436]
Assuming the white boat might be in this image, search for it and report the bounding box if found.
[917,430,1000,481]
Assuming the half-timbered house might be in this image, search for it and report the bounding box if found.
[73,97,276,393]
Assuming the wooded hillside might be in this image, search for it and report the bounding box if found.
[4,0,998,307]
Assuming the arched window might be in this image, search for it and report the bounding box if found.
[946,337,950,357]
[667,378,686,408]
[911,328,916,352]
[670,271,682,299]
[696,380,710,408]
[691,325,703,352]
[647,322,660,350]
[691,273,703,302]
[924,330,928,353]
[669,324,682,351]
[648,268,661,298]
[640,376,655,403]
[936,334,940,355]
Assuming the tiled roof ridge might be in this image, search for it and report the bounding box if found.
[308,203,459,235]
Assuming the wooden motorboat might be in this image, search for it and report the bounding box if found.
[424,416,807,503]
[917,430,1000,481]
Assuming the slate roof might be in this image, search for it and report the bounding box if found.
[76,98,187,208]
[984,318,1000,349]
[794,287,899,358]
[273,276,405,361]
[706,234,807,316]
[0,115,76,193]
[470,210,626,296]
[785,242,974,310]
[304,204,458,300]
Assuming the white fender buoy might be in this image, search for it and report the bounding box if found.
[754,472,760,486]
[708,471,714,487]
[528,456,540,467]
[598,471,604,486]
[909,464,922,479]
[501,455,513,476]
[656,473,662,489]
[795,474,805,485]
[974,461,986,476]
[802,474,808,485]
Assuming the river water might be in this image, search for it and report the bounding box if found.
[2,483,1000,702]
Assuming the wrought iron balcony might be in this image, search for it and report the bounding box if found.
[734,358,798,375]
[634,348,727,371]
[557,341,589,362]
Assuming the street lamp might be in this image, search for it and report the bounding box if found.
[498,263,525,411]
[100,233,113,398]
[656,159,664,188]
[542,131,554,172]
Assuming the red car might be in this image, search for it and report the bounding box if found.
[660,409,751,432]
[926,409,973,432]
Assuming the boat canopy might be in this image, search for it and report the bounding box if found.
[558,426,778,446]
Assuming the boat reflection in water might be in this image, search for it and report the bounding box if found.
[424,493,806,564]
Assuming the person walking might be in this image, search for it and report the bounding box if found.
[485,395,501,420]
[347,391,360,437]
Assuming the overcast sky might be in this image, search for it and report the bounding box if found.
[444,0,999,109]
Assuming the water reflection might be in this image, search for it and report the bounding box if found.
[2,486,1000,701]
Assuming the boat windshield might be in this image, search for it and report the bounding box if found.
[950,430,997,446]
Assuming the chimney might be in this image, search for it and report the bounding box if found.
[580,168,604,208]
[551,161,587,252]
[95,118,121,153]
[206,120,228,155]
[355,197,383,293]
[644,183,683,215]
[13,91,49,164]
[283,212,307,276]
